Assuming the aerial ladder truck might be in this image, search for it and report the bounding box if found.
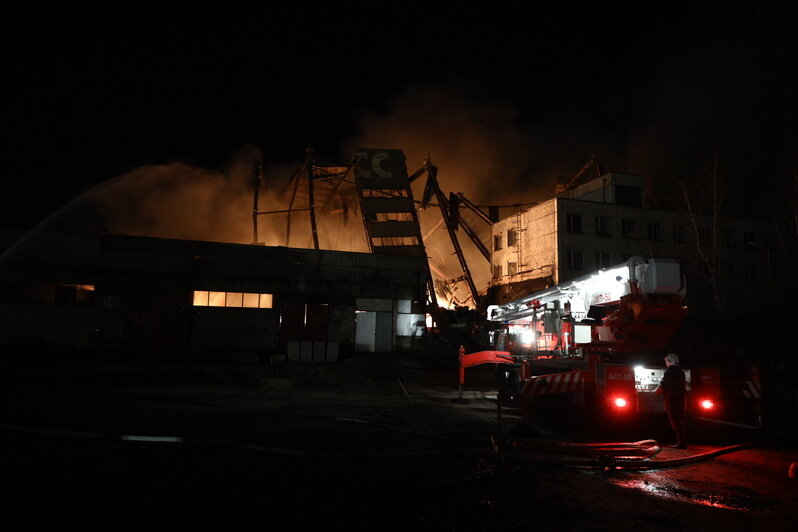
[459,256,721,420]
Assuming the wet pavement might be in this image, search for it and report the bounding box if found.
[1,358,796,529]
[606,445,796,513]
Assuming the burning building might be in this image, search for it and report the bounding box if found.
[0,146,497,361]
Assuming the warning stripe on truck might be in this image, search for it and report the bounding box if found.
[524,371,589,396]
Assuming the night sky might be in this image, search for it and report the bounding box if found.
[2,2,797,230]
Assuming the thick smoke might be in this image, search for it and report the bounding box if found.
[42,145,279,245]
[345,82,557,205]
[39,144,372,255]
[343,81,604,299]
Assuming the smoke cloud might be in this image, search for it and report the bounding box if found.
[40,144,371,255]
[42,145,271,245]
[342,81,611,299]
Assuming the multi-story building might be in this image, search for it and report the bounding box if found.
[489,172,777,316]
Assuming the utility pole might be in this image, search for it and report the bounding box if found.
[306,146,320,250]
[252,161,264,245]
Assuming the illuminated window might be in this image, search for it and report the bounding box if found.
[259,294,273,308]
[243,293,259,308]
[193,291,273,309]
[225,292,243,307]
[193,290,209,306]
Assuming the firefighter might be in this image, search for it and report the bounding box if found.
[655,353,687,449]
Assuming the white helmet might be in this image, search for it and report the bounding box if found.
[664,353,680,365]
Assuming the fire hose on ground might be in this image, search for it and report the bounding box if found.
[0,381,784,465]
[0,412,783,469]
[497,436,784,471]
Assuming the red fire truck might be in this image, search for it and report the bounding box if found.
[459,256,721,420]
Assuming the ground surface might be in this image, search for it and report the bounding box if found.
[1,351,796,530]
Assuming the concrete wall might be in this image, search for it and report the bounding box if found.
[491,200,558,286]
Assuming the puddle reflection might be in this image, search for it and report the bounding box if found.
[609,475,773,512]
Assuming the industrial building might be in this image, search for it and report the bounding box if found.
[0,229,427,360]
[489,171,778,313]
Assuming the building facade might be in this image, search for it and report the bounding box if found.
[489,172,777,314]
[0,230,427,360]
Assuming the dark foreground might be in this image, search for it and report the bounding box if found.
[1,353,796,530]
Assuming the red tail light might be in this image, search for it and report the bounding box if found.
[700,399,714,410]
[613,397,628,408]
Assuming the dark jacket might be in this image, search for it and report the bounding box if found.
[659,365,686,413]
